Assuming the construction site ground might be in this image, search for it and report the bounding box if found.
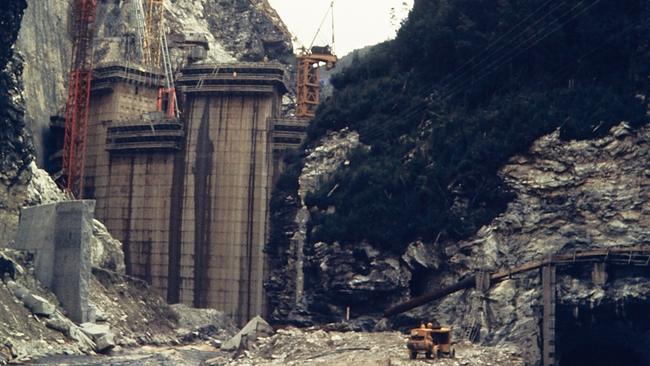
[31,328,524,366]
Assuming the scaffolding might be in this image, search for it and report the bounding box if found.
[131,0,147,63]
[159,32,178,117]
[63,0,98,197]
[143,0,164,68]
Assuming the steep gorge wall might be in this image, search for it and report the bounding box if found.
[0,0,34,184]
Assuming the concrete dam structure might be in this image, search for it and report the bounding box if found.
[76,61,306,324]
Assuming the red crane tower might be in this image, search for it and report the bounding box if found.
[295,1,337,118]
[63,0,98,197]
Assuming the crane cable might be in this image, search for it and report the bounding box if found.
[309,1,335,49]
[437,0,559,90]
[442,0,603,99]
[438,0,566,93]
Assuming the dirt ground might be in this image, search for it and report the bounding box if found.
[31,327,524,366]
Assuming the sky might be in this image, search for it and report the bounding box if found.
[267,0,414,57]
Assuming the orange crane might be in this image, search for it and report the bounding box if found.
[295,1,338,118]
[62,0,98,197]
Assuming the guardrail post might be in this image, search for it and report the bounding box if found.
[542,264,557,366]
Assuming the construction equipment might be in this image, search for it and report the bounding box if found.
[139,0,178,118]
[406,324,455,360]
[62,0,98,197]
[295,1,337,118]
[406,324,436,359]
[296,46,337,118]
[431,327,456,358]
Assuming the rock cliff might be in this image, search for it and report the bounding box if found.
[15,0,71,164]
[0,0,34,185]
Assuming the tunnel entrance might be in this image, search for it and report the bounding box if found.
[556,299,650,366]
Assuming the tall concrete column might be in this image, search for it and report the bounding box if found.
[174,63,288,324]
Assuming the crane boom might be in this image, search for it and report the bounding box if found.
[63,0,98,197]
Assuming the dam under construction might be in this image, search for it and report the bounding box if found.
[44,0,338,327]
[50,60,308,324]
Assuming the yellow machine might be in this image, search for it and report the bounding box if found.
[431,326,455,358]
[406,324,456,360]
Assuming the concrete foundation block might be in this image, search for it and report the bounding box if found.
[12,200,94,323]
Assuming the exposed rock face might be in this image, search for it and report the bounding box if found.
[266,129,362,323]
[201,0,293,62]
[0,163,62,246]
[0,0,34,185]
[91,219,126,274]
[416,122,650,365]
[15,0,71,165]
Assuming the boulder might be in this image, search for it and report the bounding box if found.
[170,303,236,333]
[79,322,111,339]
[401,241,439,271]
[80,322,115,353]
[23,293,55,316]
[90,219,125,274]
[5,281,28,300]
[221,316,274,352]
[94,333,115,353]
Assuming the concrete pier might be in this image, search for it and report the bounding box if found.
[173,63,288,323]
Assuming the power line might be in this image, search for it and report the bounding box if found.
[439,0,576,93]
[342,0,607,143]
[438,0,560,89]
[356,1,592,140]
[442,0,603,99]
[321,0,609,145]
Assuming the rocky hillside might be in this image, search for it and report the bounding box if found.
[267,0,650,363]
[16,0,293,165]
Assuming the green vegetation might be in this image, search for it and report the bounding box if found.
[274,0,650,254]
